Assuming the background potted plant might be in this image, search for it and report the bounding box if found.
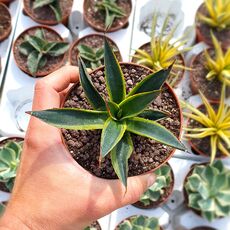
[132,14,189,88]
[23,0,73,25]
[133,163,174,209]
[183,160,230,222]
[28,38,185,187]
[13,26,69,77]
[190,33,230,101]
[0,2,11,42]
[69,34,122,68]
[181,86,230,162]
[84,221,101,230]
[83,0,132,32]
[195,0,230,48]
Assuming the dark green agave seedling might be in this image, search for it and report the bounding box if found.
[29,38,185,187]
[78,44,104,69]
[118,215,160,230]
[95,0,126,29]
[84,226,97,230]
[139,164,172,206]
[19,29,69,76]
[185,160,230,221]
[33,0,62,22]
[0,141,23,192]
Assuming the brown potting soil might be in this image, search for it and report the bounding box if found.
[0,3,11,40]
[62,64,181,179]
[70,34,122,66]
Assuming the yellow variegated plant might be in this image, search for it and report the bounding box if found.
[181,86,230,163]
[28,38,185,187]
[198,0,230,30]
[205,32,230,86]
[133,13,190,87]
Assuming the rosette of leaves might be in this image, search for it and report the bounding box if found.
[118,215,160,230]
[198,0,230,30]
[205,32,230,86]
[28,38,185,187]
[78,44,104,69]
[95,0,126,29]
[185,160,230,221]
[0,141,23,192]
[19,29,69,76]
[33,0,62,22]
[181,86,230,163]
[133,13,190,87]
[139,164,172,206]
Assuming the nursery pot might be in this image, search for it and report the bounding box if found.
[83,0,132,32]
[0,3,11,42]
[190,49,230,102]
[13,26,68,78]
[131,42,185,88]
[23,0,73,26]
[61,63,183,182]
[195,3,230,49]
[132,162,174,209]
[69,34,122,66]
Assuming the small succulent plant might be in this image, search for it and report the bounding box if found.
[19,29,69,76]
[0,202,6,217]
[198,0,230,30]
[205,33,230,86]
[118,215,160,230]
[133,13,190,87]
[33,0,62,22]
[185,160,230,221]
[77,44,104,69]
[181,86,230,163]
[84,227,97,230]
[95,0,126,29]
[0,140,23,192]
[139,164,172,206]
[28,38,185,187]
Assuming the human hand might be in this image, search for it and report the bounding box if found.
[0,66,155,230]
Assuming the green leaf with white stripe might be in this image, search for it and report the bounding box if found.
[138,109,169,121]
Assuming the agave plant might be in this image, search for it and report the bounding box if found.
[77,44,104,69]
[0,141,23,192]
[28,38,185,187]
[133,13,190,87]
[198,0,230,30]
[205,32,230,86]
[95,0,126,29]
[118,215,160,230]
[181,86,230,163]
[19,29,69,76]
[139,164,172,206]
[33,0,62,22]
[185,160,230,221]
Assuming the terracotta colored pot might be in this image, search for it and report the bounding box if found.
[195,3,230,49]
[132,162,174,209]
[13,26,68,78]
[83,0,132,32]
[0,3,11,42]
[23,0,73,26]
[69,34,122,66]
[0,0,13,5]
[61,62,183,181]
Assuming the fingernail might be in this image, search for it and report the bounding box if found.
[147,174,155,187]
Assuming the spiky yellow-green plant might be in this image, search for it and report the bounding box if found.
[181,86,230,163]
[205,33,230,86]
[198,0,230,30]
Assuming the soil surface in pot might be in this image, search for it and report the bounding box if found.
[133,163,174,209]
[84,0,131,31]
[70,34,122,66]
[24,0,73,23]
[132,42,185,88]
[196,3,230,48]
[62,64,181,179]
[14,27,65,77]
[0,3,11,41]
[86,221,101,230]
[190,50,230,101]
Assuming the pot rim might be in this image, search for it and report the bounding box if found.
[0,2,12,42]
